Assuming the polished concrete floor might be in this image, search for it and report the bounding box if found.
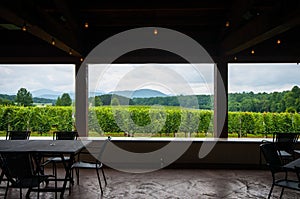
[1,168,300,199]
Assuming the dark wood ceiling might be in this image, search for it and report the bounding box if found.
[0,0,299,64]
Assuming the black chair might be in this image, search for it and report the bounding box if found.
[0,131,31,184]
[260,142,300,198]
[71,137,110,194]
[6,130,31,140]
[273,132,299,163]
[0,152,50,199]
[42,131,78,185]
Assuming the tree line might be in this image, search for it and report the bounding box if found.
[0,88,71,106]
[90,86,300,113]
[228,86,300,113]
[2,86,300,113]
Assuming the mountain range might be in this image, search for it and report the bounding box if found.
[30,88,168,100]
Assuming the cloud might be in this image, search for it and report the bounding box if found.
[0,64,75,94]
[1,63,299,96]
[89,64,214,95]
[229,63,300,93]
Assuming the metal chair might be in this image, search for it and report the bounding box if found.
[42,131,78,195]
[0,131,31,185]
[71,137,110,194]
[6,130,31,140]
[0,152,50,199]
[260,142,300,198]
[273,132,299,163]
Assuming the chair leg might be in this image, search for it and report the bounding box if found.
[280,187,284,198]
[26,187,32,199]
[268,184,274,199]
[54,162,58,199]
[101,167,107,186]
[96,168,103,195]
[76,168,80,185]
[4,181,9,199]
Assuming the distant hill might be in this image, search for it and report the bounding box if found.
[31,89,62,100]
[110,89,168,98]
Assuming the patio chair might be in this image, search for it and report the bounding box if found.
[0,152,50,199]
[71,137,110,194]
[6,130,31,140]
[0,131,31,184]
[42,131,78,185]
[273,132,299,163]
[260,142,300,198]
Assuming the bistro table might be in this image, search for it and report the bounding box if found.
[0,140,91,198]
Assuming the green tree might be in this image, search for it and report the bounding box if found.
[95,96,103,106]
[111,97,120,106]
[56,97,62,106]
[15,88,33,106]
[56,93,72,106]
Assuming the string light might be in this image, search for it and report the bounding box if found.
[153,28,158,35]
[277,39,281,44]
[84,22,89,28]
[234,56,237,61]
[21,22,27,31]
[69,49,72,55]
[225,21,230,27]
[251,49,255,54]
[51,38,56,45]
[80,57,84,62]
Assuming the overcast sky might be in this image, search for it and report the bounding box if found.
[0,63,299,96]
[0,64,75,95]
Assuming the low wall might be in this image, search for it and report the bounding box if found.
[79,138,267,169]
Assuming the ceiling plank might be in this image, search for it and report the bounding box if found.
[0,4,82,57]
[221,8,300,56]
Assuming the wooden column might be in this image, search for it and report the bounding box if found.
[214,61,228,138]
[75,63,88,137]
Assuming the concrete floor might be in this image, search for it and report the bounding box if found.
[1,168,300,199]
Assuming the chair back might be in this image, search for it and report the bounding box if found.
[53,131,78,140]
[260,142,283,173]
[6,131,31,140]
[0,152,34,183]
[273,132,299,153]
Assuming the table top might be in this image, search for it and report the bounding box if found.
[0,140,91,154]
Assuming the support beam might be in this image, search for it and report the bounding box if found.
[214,61,228,138]
[0,5,82,57]
[75,63,88,137]
[0,56,79,64]
[221,8,300,56]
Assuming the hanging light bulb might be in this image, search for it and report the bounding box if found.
[69,49,73,55]
[80,57,84,62]
[251,49,255,54]
[21,22,27,31]
[225,21,230,27]
[51,38,56,45]
[277,39,281,45]
[153,28,158,35]
[84,22,89,28]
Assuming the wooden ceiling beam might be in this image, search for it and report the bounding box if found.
[0,5,82,57]
[221,7,300,56]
